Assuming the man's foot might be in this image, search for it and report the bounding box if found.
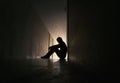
[41,55,49,59]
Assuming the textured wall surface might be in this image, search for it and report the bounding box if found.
[68,0,118,71]
[0,0,49,60]
[0,0,67,61]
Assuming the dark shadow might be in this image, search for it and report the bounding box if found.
[58,59,67,64]
[41,37,67,59]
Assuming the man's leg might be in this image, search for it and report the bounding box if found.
[55,50,65,59]
[41,46,57,58]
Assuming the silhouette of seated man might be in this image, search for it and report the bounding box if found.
[41,37,67,59]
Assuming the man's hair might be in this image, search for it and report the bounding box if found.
[57,37,63,41]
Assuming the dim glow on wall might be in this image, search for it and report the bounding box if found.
[26,15,67,60]
[41,13,67,60]
[48,14,67,60]
[42,13,67,43]
[31,0,67,60]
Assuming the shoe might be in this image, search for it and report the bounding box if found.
[41,56,49,59]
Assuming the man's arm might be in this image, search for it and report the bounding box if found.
[49,44,60,49]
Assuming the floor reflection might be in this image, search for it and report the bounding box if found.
[0,58,109,83]
[0,58,70,83]
[46,59,68,76]
[44,59,69,83]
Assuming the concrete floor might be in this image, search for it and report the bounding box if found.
[0,59,117,83]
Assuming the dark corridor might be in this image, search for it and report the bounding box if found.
[0,59,116,83]
[0,0,119,83]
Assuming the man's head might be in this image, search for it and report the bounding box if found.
[57,37,63,43]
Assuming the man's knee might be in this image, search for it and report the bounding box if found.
[49,47,58,53]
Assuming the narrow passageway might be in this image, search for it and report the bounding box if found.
[0,0,117,83]
[1,58,69,83]
[0,58,110,83]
